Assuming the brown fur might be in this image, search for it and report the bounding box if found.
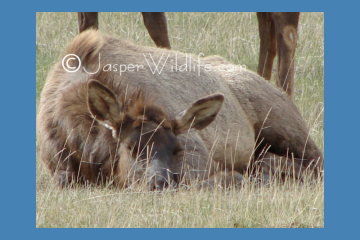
[37,30,323,189]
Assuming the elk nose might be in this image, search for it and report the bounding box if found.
[147,159,173,190]
[149,175,169,191]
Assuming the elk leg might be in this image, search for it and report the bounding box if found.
[252,152,316,183]
[273,12,300,100]
[198,170,243,189]
[257,12,277,81]
[39,137,81,187]
[173,135,243,189]
[254,106,323,179]
[78,12,99,33]
[54,170,77,188]
[141,12,171,49]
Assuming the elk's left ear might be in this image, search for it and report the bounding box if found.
[172,93,224,135]
[87,79,123,138]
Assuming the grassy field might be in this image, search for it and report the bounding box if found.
[36,12,324,228]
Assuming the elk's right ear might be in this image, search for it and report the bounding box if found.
[87,79,122,137]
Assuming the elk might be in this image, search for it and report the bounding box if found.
[78,12,299,100]
[36,29,322,190]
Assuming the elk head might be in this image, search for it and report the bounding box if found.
[87,79,224,190]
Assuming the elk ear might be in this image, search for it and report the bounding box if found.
[87,79,122,138]
[172,93,224,135]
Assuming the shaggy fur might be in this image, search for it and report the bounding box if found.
[37,30,323,188]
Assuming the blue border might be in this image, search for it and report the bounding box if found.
[2,0,358,239]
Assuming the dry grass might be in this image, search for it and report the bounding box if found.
[36,12,324,228]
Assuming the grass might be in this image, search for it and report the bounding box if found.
[36,12,324,228]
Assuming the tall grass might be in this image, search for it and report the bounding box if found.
[36,12,324,228]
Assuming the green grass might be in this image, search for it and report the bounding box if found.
[36,12,324,228]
